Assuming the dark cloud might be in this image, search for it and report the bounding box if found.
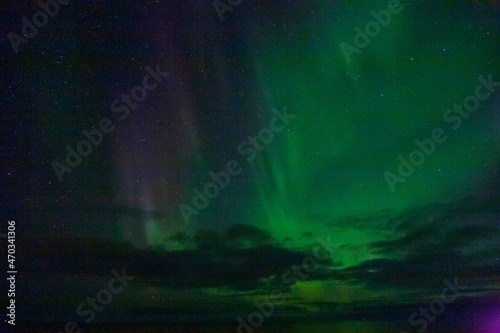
[225,223,275,248]
[326,251,500,294]
[194,229,224,250]
[321,189,500,293]
[372,194,500,257]
[20,225,336,293]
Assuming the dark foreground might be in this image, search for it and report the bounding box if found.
[5,319,496,333]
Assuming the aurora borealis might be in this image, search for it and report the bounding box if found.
[1,0,500,332]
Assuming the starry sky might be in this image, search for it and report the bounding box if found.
[1,0,500,331]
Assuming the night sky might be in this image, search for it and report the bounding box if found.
[1,1,500,332]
